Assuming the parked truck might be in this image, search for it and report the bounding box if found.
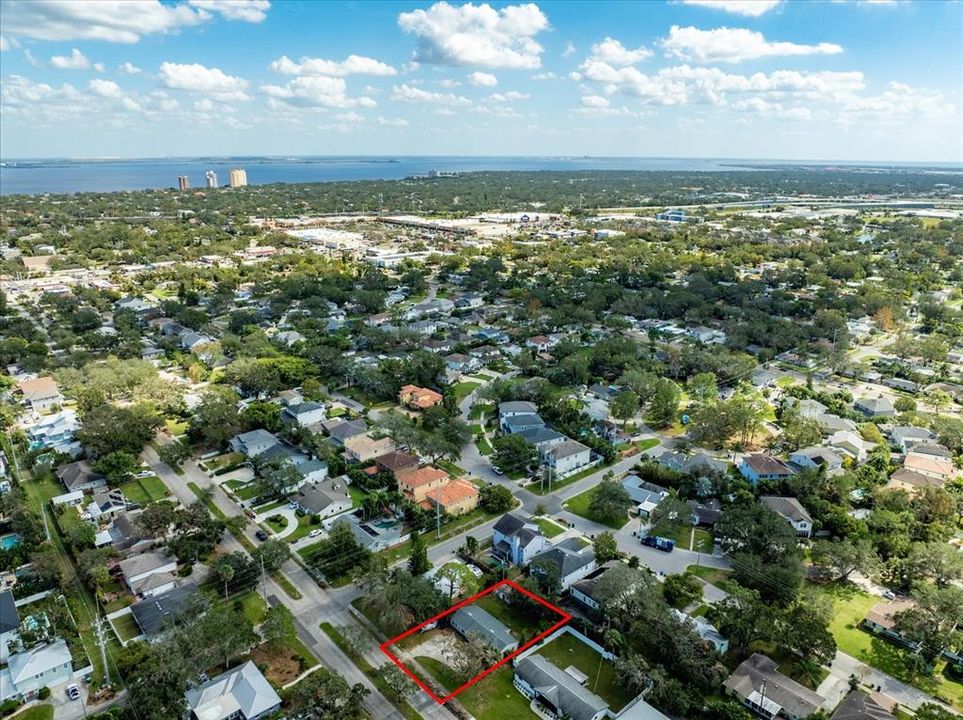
[641,535,675,552]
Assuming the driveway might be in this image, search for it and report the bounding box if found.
[256,505,299,539]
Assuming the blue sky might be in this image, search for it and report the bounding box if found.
[1,0,960,161]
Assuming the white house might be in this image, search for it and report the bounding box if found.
[544,440,593,478]
[530,538,596,590]
[184,661,281,720]
[0,639,73,702]
[118,550,178,598]
[760,496,813,538]
[828,430,873,463]
[788,447,844,476]
[491,514,550,566]
[228,429,280,458]
[280,402,327,427]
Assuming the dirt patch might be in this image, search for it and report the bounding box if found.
[249,643,302,685]
[396,628,467,666]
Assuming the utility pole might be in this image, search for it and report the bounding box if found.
[260,554,267,602]
[95,612,110,687]
[435,498,441,540]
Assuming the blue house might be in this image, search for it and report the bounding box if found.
[738,454,795,484]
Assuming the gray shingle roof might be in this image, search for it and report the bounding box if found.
[451,605,516,652]
[515,654,608,720]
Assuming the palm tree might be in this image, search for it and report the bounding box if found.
[217,561,234,599]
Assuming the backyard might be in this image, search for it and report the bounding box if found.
[535,632,636,712]
[110,612,142,642]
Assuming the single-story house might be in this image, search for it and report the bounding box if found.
[789,447,844,475]
[760,496,813,538]
[292,459,329,486]
[861,599,919,650]
[674,609,729,654]
[889,426,937,454]
[117,550,178,598]
[620,476,668,518]
[739,454,795,484]
[686,499,724,527]
[816,413,857,434]
[325,418,368,446]
[130,583,198,639]
[56,460,107,493]
[854,396,896,418]
[0,591,20,661]
[570,560,624,612]
[450,605,518,654]
[491,513,550,566]
[498,401,538,420]
[884,468,944,496]
[513,655,608,720]
[724,653,823,720]
[831,691,895,720]
[184,660,282,720]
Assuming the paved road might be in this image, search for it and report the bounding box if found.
[828,651,959,713]
[142,437,455,720]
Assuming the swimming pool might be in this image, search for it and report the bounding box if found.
[0,534,22,551]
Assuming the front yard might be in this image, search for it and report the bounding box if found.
[118,475,170,505]
[533,517,566,538]
[562,485,631,529]
[812,582,963,709]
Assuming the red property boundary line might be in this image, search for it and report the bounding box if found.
[379,578,572,704]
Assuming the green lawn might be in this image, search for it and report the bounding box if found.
[139,475,170,500]
[236,590,268,625]
[12,706,54,720]
[437,459,467,476]
[534,517,566,538]
[265,514,289,533]
[536,632,635,712]
[417,657,536,720]
[531,462,609,496]
[474,594,552,640]
[477,435,493,455]
[348,484,367,507]
[320,622,423,720]
[118,479,151,505]
[165,418,189,436]
[205,452,246,472]
[653,524,712,551]
[813,582,963,709]
[451,381,482,405]
[234,481,271,501]
[562,485,631,529]
[110,612,142,642]
[285,514,320,543]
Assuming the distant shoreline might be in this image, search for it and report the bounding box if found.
[1,155,960,196]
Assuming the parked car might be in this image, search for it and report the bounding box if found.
[66,685,80,700]
[491,465,504,475]
[255,529,269,541]
[309,528,322,538]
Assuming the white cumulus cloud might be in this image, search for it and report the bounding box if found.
[391,83,472,105]
[679,1,782,17]
[589,37,652,66]
[377,116,409,126]
[468,71,498,86]
[270,54,397,77]
[50,48,91,69]
[487,90,529,101]
[580,94,610,108]
[398,2,549,69]
[187,0,271,23]
[158,61,250,100]
[88,78,123,97]
[663,26,843,63]
[261,76,376,108]
[119,62,142,74]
